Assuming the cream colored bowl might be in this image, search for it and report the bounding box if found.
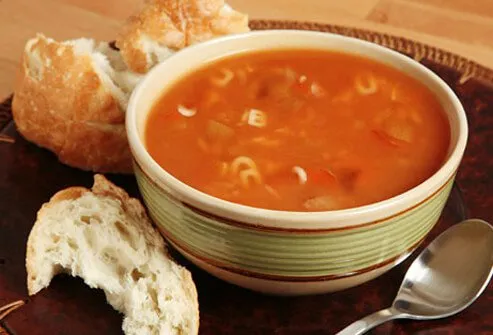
[126,30,468,295]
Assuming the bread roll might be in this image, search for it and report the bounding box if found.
[26,174,199,335]
[12,35,140,173]
[12,0,249,173]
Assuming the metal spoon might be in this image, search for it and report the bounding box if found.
[336,218,493,335]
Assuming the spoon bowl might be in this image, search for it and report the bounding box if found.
[336,219,493,335]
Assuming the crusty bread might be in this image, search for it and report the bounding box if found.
[117,0,250,73]
[26,175,199,335]
[12,35,140,173]
[12,0,249,174]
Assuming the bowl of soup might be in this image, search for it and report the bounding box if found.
[126,30,468,295]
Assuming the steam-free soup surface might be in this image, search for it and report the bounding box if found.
[145,50,450,211]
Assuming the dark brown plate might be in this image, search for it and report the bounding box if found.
[1,20,493,335]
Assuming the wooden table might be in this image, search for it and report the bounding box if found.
[1,0,493,101]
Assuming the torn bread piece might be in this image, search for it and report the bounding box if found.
[117,0,250,73]
[26,175,199,335]
[12,0,249,173]
[12,34,141,173]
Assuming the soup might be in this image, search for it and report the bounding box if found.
[145,50,450,211]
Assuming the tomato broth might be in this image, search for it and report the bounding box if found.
[145,50,450,211]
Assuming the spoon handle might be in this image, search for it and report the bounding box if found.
[335,307,403,335]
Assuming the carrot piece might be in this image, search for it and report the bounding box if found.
[307,168,337,186]
[372,129,404,147]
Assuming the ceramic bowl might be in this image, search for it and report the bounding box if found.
[126,30,468,296]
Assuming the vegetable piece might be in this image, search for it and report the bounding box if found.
[303,196,338,211]
[177,105,196,117]
[373,129,402,146]
[292,166,308,185]
[310,82,326,97]
[335,168,361,191]
[251,68,297,101]
[373,103,415,144]
[206,120,234,141]
[355,74,378,95]
[278,67,298,83]
[382,122,413,143]
[309,168,337,186]
[246,109,267,128]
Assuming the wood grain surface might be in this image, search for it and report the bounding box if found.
[1,0,493,100]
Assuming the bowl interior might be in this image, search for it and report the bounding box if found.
[126,30,468,229]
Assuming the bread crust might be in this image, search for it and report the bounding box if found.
[12,35,133,173]
[26,175,199,335]
[117,0,250,73]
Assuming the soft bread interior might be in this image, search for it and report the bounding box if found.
[92,42,143,108]
[23,38,46,81]
[139,34,175,69]
[66,37,143,110]
[24,35,142,111]
[27,176,199,335]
